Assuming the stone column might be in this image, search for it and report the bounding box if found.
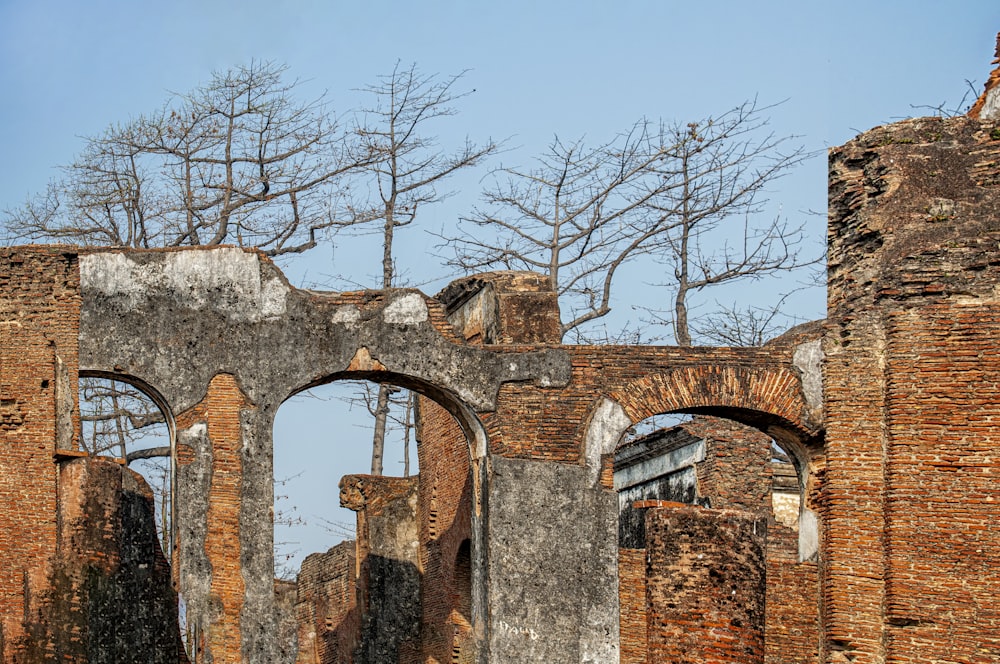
[176,373,280,663]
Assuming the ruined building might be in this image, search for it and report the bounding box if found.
[2,74,1000,663]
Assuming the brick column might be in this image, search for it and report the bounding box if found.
[176,373,255,663]
[644,504,767,664]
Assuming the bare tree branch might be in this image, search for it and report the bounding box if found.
[331,62,497,474]
[441,121,679,338]
[442,99,819,345]
[4,61,368,255]
[643,99,820,345]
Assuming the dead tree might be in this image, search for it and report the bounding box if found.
[444,100,818,345]
[4,60,367,255]
[442,121,675,341]
[643,100,819,346]
[335,62,498,474]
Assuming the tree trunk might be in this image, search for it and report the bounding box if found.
[370,385,392,475]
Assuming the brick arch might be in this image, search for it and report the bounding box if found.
[587,363,824,563]
[610,364,813,440]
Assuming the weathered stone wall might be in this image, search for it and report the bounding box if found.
[486,456,619,663]
[70,248,569,663]
[0,244,823,663]
[430,270,565,664]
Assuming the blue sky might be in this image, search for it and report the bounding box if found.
[2,0,997,567]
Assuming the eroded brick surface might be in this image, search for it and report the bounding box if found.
[4,107,1000,663]
[645,505,767,663]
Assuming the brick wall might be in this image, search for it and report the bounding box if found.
[618,547,646,664]
[0,248,80,661]
[684,417,773,512]
[765,522,820,664]
[645,505,767,663]
[883,306,1000,658]
[827,115,1000,662]
[415,397,474,664]
[175,372,253,663]
[27,456,184,661]
[295,541,359,664]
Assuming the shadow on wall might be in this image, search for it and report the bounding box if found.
[355,555,421,663]
[293,474,476,663]
[23,457,187,663]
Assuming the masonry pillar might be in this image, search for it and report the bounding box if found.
[176,373,279,663]
[644,504,766,664]
[0,248,80,662]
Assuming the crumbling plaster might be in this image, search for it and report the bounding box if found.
[78,249,571,418]
[3,242,825,663]
[75,248,576,663]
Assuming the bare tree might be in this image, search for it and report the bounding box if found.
[335,62,498,474]
[4,61,366,255]
[442,121,676,340]
[4,59,369,473]
[643,100,817,346]
[445,100,818,345]
[3,63,372,576]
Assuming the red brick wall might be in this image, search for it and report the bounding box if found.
[0,248,80,661]
[295,541,359,664]
[416,397,474,664]
[618,547,647,664]
[883,305,1000,658]
[825,116,1000,662]
[484,345,819,465]
[765,522,820,664]
[685,416,773,512]
[644,505,767,663]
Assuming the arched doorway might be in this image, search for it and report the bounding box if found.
[584,365,824,664]
[77,371,176,556]
[274,371,487,664]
